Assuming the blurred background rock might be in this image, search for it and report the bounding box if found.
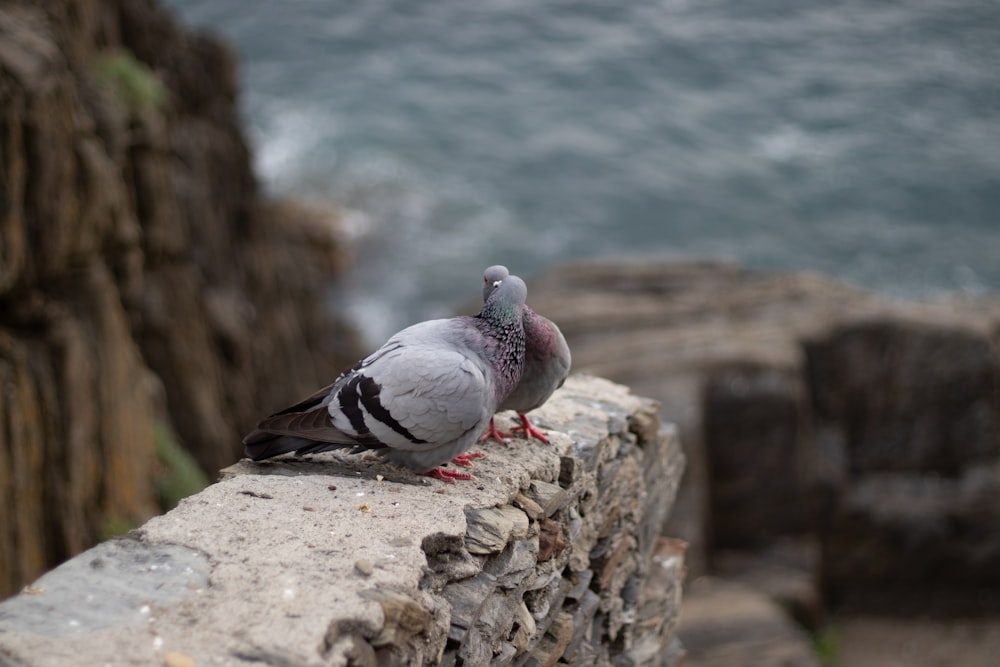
[525,260,1000,667]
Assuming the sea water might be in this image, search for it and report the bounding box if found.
[166,0,1000,343]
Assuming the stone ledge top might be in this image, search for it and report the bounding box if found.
[0,374,676,667]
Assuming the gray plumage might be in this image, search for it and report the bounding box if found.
[482,265,571,442]
[243,274,528,475]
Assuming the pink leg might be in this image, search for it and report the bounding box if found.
[511,413,550,443]
[451,451,485,467]
[426,467,477,483]
[479,417,512,444]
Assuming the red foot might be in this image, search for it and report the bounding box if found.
[451,451,485,468]
[511,414,550,443]
[426,467,477,483]
[479,417,512,445]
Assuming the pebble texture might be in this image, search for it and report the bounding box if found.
[0,375,686,667]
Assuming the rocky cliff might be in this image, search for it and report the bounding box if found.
[0,0,363,597]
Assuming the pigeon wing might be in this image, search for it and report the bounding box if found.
[331,339,492,454]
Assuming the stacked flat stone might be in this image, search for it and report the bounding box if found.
[434,409,686,665]
[0,375,686,667]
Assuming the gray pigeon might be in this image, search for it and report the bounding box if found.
[243,273,528,482]
[480,265,571,444]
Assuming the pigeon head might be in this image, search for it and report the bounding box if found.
[483,272,527,313]
[482,265,511,302]
[477,271,528,343]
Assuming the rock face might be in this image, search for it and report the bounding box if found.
[0,375,687,667]
[806,318,1000,612]
[806,319,999,475]
[526,260,1000,619]
[0,0,362,597]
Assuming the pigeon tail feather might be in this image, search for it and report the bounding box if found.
[243,433,342,461]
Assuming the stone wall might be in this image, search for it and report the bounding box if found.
[0,375,687,666]
[0,0,363,596]
[525,259,1000,622]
